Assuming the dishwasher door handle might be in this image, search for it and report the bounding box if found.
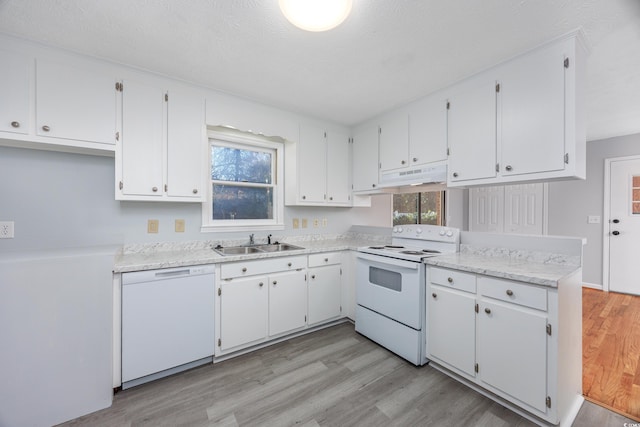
[155,269,191,278]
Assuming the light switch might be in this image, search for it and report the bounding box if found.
[293,218,299,229]
[147,219,159,233]
[587,215,601,224]
[301,218,308,228]
[0,221,14,238]
[175,219,185,233]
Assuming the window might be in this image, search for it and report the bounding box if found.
[202,130,284,231]
[393,191,445,226]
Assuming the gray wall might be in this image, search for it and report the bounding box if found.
[547,132,640,286]
[0,146,392,254]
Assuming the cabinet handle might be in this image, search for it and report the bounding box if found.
[505,165,513,171]
[452,172,459,178]
[311,275,316,279]
[287,262,292,267]
[152,187,158,192]
[413,157,418,162]
[329,196,333,201]
[272,280,277,285]
[242,267,247,273]
[484,308,491,314]
[41,125,50,132]
[447,277,453,283]
[259,282,264,287]
[372,184,376,188]
[324,258,329,262]
[432,293,437,298]
[302,195,306,200]
[10,121,20,128]
[401,160,406,165]
[193,189,198,194]
[506,289,514,296]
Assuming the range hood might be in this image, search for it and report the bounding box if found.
[378,162,447,188]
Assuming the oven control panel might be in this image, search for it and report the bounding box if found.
[391,224,459,243]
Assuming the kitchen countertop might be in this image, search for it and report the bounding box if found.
[113,234,390,273]
[424,247,581,288]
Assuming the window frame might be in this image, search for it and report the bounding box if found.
[201,129,285,232]
[392,190,446,226]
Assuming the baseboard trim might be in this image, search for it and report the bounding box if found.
[582,282,602,290]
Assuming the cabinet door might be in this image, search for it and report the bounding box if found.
[352,125,379,192]
[379,113,409,172]
[409,96,447,166]
[120,79,164,197]
[166,88,205,199]
[297,124,327,203]
[0,49,30,134]
[477,299,548,413]
[36,59,116,144]
[308,265,342,325]
[220,276,268,351]
[500,43,566,176]
[427,284,476,377]
[447,79,497,182]
[326,131,351,205]
[269,270,307,336]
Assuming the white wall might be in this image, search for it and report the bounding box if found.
[547,132,640,286]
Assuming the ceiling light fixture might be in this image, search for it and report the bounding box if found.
[279,0,353,32]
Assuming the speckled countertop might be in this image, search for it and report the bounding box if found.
[424,244,581,288]
[113,233,391,273]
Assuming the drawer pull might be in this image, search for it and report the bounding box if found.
[42,125,50,132]
[287,262,292,267]
[272,280,277,285]
[259,282,264,287]
[11,121,20,128]
[242,267,247,273]
[311,275,316,279]
[152,186,158,192]
[432,293,437,298]
[193,189,198,194]
[447,277,453,283]
[484,308,491,314]
[506,289,514,296]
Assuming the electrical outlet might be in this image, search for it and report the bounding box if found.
[301,218,308,228]
[322,218,328,227]
[0,221,14,239]
[293,218,299,229]
[175,219,185,232]
[313,218,319,228]
[147,219,159,233]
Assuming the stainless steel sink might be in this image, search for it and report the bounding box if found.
[254,243,304,252]
[213,243,304,256]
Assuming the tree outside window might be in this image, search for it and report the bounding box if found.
[393,191,444,226]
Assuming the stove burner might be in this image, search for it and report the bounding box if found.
[422,249,441,254]
[400,250,425,256]
[385,245,405,249]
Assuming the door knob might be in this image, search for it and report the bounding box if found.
[612,231,620,236]
[613,219,620,224]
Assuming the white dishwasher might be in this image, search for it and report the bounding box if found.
[121,265,215,389]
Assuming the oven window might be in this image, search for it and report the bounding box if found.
[369,267,402,292]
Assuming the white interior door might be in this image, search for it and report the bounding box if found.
[608,157,640,295]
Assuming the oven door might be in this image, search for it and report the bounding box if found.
[356,251,424,330]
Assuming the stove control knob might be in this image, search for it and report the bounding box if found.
[439,229,446,236]
[446,230,454,237]
[416,228,422,234]
[397,227,403,233]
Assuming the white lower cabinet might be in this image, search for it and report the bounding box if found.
[216,253,344,356]
[268,270,307,336]
[427,266,582,425]
[308,252,343,325]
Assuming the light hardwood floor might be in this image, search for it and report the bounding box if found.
[61,322,631,426]
[583,287,640,421]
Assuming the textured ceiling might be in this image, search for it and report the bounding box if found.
[1,0,639,141]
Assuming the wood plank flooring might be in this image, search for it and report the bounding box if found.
[61,322,631,427]
[583,287,640,421]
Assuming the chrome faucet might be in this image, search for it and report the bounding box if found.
[267,234,272,245]
[249,234,255,245]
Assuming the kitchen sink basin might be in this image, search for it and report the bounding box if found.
[213,243,304,256]
[254,243,304,252]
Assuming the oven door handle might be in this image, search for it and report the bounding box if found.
[356,252,420,270]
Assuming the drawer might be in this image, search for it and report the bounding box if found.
[478,276,547,311]
[429,267,476,293]
[220,255,307,279]
[308,252,341,267]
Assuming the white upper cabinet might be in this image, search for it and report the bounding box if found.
[351,124,379,192]
[447,77,498,183]
[378,112,409,173]
[447,32,586,187]
[285,122,351,206]
[116,79,205,202]
[0,49,30,135]
[408,94,448,167]
[36,59,116,145]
